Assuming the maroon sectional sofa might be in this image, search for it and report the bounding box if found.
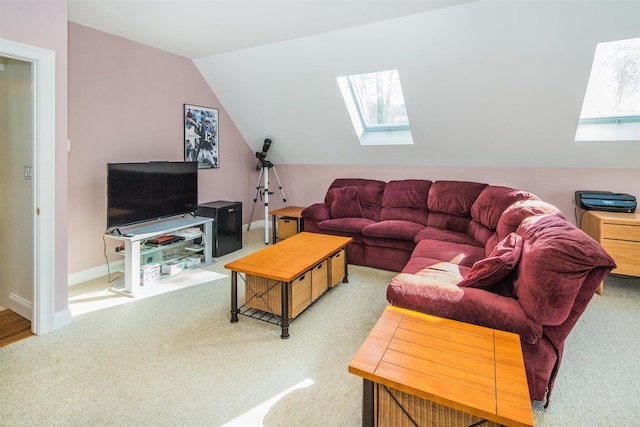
[302,178,615,406]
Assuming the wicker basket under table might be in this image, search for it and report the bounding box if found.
[244,273,311,318]
[277,216,299,240]
[375,384,502,427]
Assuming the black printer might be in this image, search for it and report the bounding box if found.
[575,191,637,213]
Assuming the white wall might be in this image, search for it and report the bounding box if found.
[195,0,640,170]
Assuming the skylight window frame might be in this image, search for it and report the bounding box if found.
[337,69,414,146]
[575,37,640,141]
[346,74,411,133]
[578,115,640,125]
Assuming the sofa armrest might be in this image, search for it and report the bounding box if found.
[302,203,331,222]
[386,285,542,344]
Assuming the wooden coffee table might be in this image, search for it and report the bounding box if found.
[349,306,534,427]
[225,232,351,338]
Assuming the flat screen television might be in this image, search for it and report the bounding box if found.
[107,161,198,231]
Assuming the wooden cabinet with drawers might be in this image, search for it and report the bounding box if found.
[580,210,640,295]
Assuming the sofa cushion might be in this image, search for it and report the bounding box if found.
[459,232,523,289]
[467,221,495,246]
[402,256,471,278]
[362,220,424,241]
[380,180,431,224]
[427,180,488,217]
[513,215,616,325]
[327,186,363,218]
[414,227,483,247]
[425,212,471,234]
[318,218,375,236]
[363,236,416,251]
[389,272,464,303]
[497,200,565,241]
[471,186,539,230]
[326,178,385,221]
[380,207,430,225]
[412,239,485,267]
[382,179,431,209]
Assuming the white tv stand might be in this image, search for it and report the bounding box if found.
[104,216,214,296]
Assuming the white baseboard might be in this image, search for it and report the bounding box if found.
[55,308,72,329]
[68,260,124,287]
[8,293,32,320]
[246,220,266,231]
[5,293,70,333]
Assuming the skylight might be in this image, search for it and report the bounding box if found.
[338,69,413,145]
[575,37,640,141]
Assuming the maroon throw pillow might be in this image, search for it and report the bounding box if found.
[458,232,523,289]
[327,186,363,218]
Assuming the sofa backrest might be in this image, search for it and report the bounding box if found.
[469,186,539,247]
[380,179,432,225]
[426,180,488,234]
[325,178,386,221]
[496,199,566,241]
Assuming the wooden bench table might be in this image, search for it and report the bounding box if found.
[225,232,351,338]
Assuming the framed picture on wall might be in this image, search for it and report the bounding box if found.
[184,104,219,169]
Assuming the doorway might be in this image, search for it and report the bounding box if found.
[0,56,34,322]
[0,38,58,335]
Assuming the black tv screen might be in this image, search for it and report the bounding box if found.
[107,162,198,230]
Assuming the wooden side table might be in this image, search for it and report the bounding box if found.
[580,210,640,295]
[349,306,533,427]
[269,206,306,244]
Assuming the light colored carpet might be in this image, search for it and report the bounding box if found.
[0,228,638,426]
[68,268,227,316]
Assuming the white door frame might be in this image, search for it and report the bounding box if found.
[0,38,57,335]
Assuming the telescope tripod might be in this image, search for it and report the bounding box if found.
[248,164,287,244]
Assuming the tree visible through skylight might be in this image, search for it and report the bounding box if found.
[579,37,640,122]
[348,70,409,131]
[337,69,413,145]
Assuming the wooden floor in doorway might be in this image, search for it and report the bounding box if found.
[0,309,33,348]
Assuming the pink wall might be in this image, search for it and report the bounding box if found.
[275,165,640,226]
[0,0,69,312]
[68,16,638,273]
[67,23,254,274]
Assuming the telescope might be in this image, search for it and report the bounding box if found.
[255,138,273,170]
[248,138,288,243]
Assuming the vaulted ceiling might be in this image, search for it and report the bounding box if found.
[68,1,640,170]
[68,0,476,58]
